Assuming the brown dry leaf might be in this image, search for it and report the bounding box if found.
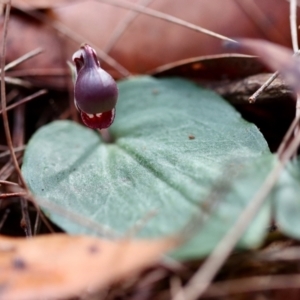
[53,0,293,72]
[2,0,296,89]
[0,234,175,300]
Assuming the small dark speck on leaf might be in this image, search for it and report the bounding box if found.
[12,257,26,270]
[189,135,195,140]
[88,244,100,254]
[152,89,160,95]
[42,189,44,191]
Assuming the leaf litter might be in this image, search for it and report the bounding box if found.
[1,0,300,299]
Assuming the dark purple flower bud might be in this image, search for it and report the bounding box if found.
[72,44,118,129]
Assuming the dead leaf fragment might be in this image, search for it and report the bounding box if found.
[2,0,297,89]
[0,234,175,300]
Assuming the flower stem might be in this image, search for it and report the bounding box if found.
[97,128,114,143]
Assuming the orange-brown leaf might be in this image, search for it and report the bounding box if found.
[0,234,175,300]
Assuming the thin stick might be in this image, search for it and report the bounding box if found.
[0,155,23,181]
[248,71,279,103]
[4,76,32,88]
[277,114,300,157]
[0,145,26,159]
[33,211,41,235]
[13,104,32,237]
[3,48,43,72]
[0,192,27,198]
[290,0,299,53]
[0,89,47,115]
[97,0,235,43]
[6,68,68,77]
[0,180,19,186]
[173,121,300,300]
[103,0,154,53]
[249,49,300,103]
[170,277,185,300]
[0,159,13,179]
[0,6,32,236]
[0,1,27,189]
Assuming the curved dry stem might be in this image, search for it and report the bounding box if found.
[290,0,299,53]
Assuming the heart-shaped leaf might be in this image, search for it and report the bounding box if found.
[22,76,273,259]
[275,160,300,239]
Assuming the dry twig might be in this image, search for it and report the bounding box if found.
[290,0,299,53]
[0,89,47,115]
[0,1,27,189]
[0,180,19,186]
[0,192,27,199]
[248,71,279,103]
[3,47,43,72]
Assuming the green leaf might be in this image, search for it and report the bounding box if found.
[275,160,300,239]
[174,154,274,258]
[22,76,272,259]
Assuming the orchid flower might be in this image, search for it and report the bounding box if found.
[72,44,118,129]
